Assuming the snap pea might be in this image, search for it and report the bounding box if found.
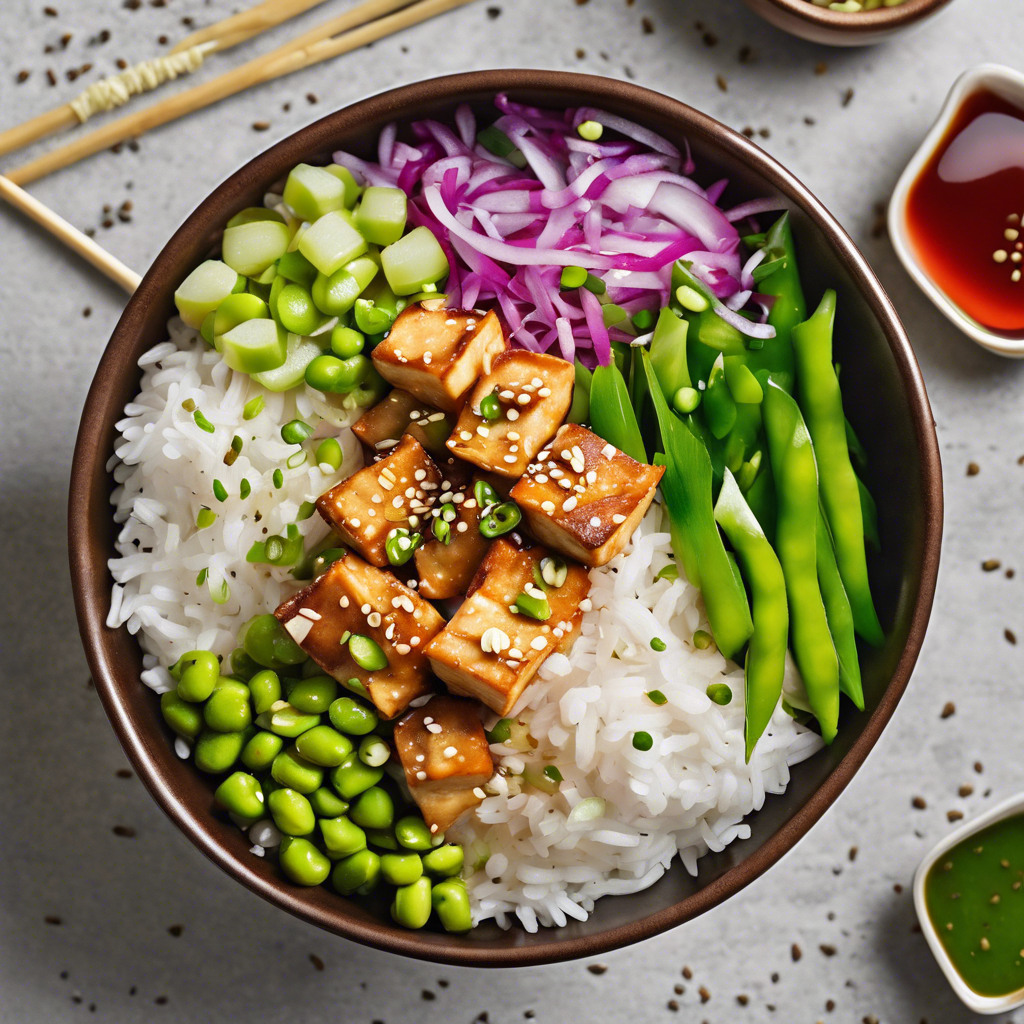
[328,696,378,736]
[240,613,308,670]
[395,815,433,852]
[714,469,789,761]
[294,724,353,767]
[176,650,220,703]
[160,690,204,739]
[194,728,246,774]
[349,786,394,830]
[432,878,473,933]
[479,501,521,538]
[248,669,282,715]
[380,852,424,886]
[589,361,647,463]
[423,844,464,878]
[241,730,284,771]
[329,752,384,799]
[308,787,349,818]
[319,816,367,859]
[278,836,331,886]
[391,877,432,929]
[267,787,315,836]
[271,747,324,793]
[567,359,592,424]
[204,679,252,733]
[214,771,265,821]
[704,354,737,440]
[791,289,883,647]
[761,377,840,743]
[288,675,338,714]
[858,475,880,552]
[332,849,381,895]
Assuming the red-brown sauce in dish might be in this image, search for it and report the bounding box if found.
[906,89,1024,333]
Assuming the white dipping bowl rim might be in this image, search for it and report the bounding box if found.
[888,63,1024,359]
[913,790,1024,1015]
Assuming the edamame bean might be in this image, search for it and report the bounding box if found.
[204,680,253,733]
[380,852,423,886]
[332,849,381,896]
[176,650,220,703]
[194,728,246,774]
[229,648,261,681]
[330,325,365,358]
[278,836,331,886]
[288,675,338,714]
[249,669,282,715]
[315,437,343,472]
[431,878,472,933]
[328,696,378,736]
[329,752,384,799]
[254,703,320,738]
[365,826,399,851]
[276,283,323,336]
[160,690,204,739]
[395,816,433,852]
[422,844,464,878]
[358,735,390,768]
[214,771,265,821]
[241,730,284,771]
[390,877,432,929]
[271,747,324,794]
[348,786,394,830]
[348,634,388,672]
[308,787,349,818]
[267,787,315,836]
[295,724,353,767]
[319,816,367,859]
[240,613,307,670]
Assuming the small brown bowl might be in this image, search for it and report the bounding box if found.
[740,0,955,46]
[69,70,942,967]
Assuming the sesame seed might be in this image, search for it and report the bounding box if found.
[601,443,616,459]
[395,643,411,655]
[456,521,468,532]
[541,501,556,512]
[427,722,443,734]
[508,431,520,440]
[538,387,551,397]
[503,455,518,464]
[367,612,382,628]
[360,604,372,615]
[400,597,415,613]
[444,746,458,758]
[460,431,473,441]
[507,409,519,421]
[536,474,548,483]
[339,596,350,608]
[385,623,396,640]
[477,425,490,437]
[298,608,321,621]
[410,636,421,646]
[563,497,578,511]
[473,787,486,799]
[590,516,601,527]
[500,390,514,400]
[1006,228,1020,242]
[423,352,432,364]
[612,513,626,524]
[350,518,361,528]
[994,249,1009,263]
[530,636,547,650]
[416,770,427,780]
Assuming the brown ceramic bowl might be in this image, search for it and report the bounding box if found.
[740,0,955,46]
[69,69,942,967]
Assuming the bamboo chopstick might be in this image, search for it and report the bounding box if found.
[0,175,140,294]
[171,0,333,55]
[5,0,468,186]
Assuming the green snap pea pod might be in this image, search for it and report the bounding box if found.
[214,771,266,821]
[567,359,592,424]
[845,416,869,474]
[640,352,753,659]
[761,377,840,744]
[320,816,367,859]
[791,290,883,647]
[704,354,737,440]
[332,849,381,895]
[589,361,647,463]
[391,876,433,929]
[278,836,331,886]
[432,878,473,933]
[857,475,880,552]
[745,455,777,544]
[815,505,864,711]
[649,307,690,398]
[713,469,789,762]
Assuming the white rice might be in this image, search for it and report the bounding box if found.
[109,322,822,932]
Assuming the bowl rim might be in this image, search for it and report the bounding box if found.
[69,68,944,967]
[752,0,955,33]
[888,62,1024,358]
[913,792,1024,1014]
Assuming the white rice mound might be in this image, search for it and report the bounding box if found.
[110,323,822,931]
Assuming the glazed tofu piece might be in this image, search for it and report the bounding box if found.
[510,423,665,567]
[274,551,445,719]
[424,540,591,716]
[445,350,574,478]
[372,305,508,413]
[316,434,441,567]
[351,389,453,459]
[413,478,490,600]
[393,695,494,833]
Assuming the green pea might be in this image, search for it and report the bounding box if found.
[281,419,314,445]
[320,816,367,859]
[278,836,331,886]
[267,787,315,836]
[423,844,464,878]
[204,680,253,733]
[276,283,323,336]
[194,729,246,774]
[432,878,472,933]
[214,771,265,821]
[365,826,399,851]
[632,730,654,751]
[348,786,394,830]
[176,650,220,702]
[692,629,714,650]
[288,675,338,714]
[229,647,261,681]
[295,724,353,767]
[330,325,365,358]
[271,747,324,794]
[160,690,204,739]
[331,354,372,393]
[348,634,388,672]
[315,436,343,472]
[380,852,423,886]
[332,849,381,896]
[395,816,434,852]
[254,703,320,738]
[248,669,282,715]
[391,877,432,929]
[329,752,384,799]
[308,787,349,818]
[479,392,502,421]
[240,613,308,670]
[241,730,284,771]
[305,354,346,393]
[358,735,390,768]
[479,501,521,539]
[328,696,378,736]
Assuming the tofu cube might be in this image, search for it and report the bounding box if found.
[393,695,494,833]
[274,551,445,719]
[316,434,441,567]
[413,477,490,600]
[423,540,591,716]
[445,350,574,478]
[510,423,665,567]
[351,389,453,459]
[372,305,507,413]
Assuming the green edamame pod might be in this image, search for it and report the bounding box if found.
[761,377,840,743]
[589,361,647,464]
[791,290,883,647]
[713,469,789,761]
[278,836,331,886]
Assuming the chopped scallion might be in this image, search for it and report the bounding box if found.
[632,731,654,751]
[213,479,228,502]
[242,396,265,421]
[193,409,215,433]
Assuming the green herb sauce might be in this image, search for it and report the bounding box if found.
[924,812,1024,997]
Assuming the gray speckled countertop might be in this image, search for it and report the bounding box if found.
[2,1,1023,1021]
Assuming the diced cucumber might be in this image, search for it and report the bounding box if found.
[298,211,368,277]
[227,207,286,228]
[325,165,363,208]
[380,226,449,296]
[252,333,325,392]
[222,220,292,278]
[356,187,407,246]
[283,163,346,224]
[220,318,288,374]
[174,259,242,329]
[277,283,328,336]
[276,249,318,289]
[213,292,270,351]
[311,254,380,317]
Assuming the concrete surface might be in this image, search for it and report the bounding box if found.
[2,0,1023,1021]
